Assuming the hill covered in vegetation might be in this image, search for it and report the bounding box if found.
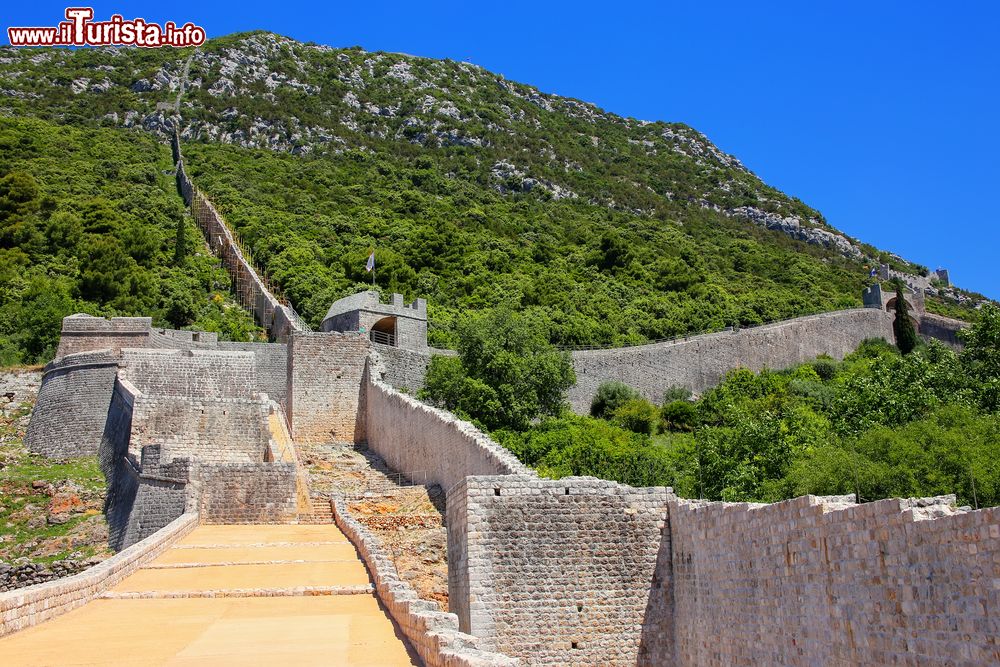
[0,32,984,350]
[0,116,259,365]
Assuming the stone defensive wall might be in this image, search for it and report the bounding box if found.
[373,343,434,394]
[56,315,153,357]
[365,352,533,493]
[195,460,299,524]
[25,349,120,459]
[568,308,895,412]
[0,512,198,638]
[216,341,288,406]
[119,348,257,399]
[129,395,268,464]
[662,495,1000,666]
[919,312,968,348]
[286,331,371,444]
[445,479,1000,666]
[174,148,308,342]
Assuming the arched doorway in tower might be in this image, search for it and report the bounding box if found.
[370,316,397,346]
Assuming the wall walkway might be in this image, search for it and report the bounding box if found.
[0,524,421,666]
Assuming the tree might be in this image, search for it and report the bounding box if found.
[612,397,660,435]
[421,305,575,431]
[959,303,1000,410]
[892,283,918,354]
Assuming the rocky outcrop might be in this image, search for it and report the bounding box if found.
[730,205,863,259]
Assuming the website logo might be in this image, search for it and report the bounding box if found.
[7,7,206,48]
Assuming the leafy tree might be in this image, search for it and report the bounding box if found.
[498,416,677,487]
[661,400,698,432]
[421,305,575,431]
[959,303,1000,410]
[612,397,660,435]
[78,236,133,303]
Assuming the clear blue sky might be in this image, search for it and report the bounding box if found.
[6,1,999,298]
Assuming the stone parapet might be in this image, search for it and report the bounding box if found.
[568,308,894,411]
[332,496,519,667]
[366,350,533,494]
[447,475,671,666]
[0,513,197,637]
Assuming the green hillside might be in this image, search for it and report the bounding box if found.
[0,116,259,365]
[0,31,984,354]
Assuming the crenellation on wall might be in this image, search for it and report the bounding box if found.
[322,290,428,352]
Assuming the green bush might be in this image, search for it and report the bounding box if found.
[590,381,640,419]
[662,385,693,403]
[499,416,676,488]
[661,400,698,432]
[612,397,660,435]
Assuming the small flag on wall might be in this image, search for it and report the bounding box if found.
[366,250,375,273]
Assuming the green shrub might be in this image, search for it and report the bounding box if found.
[499,416,676,488]
[810,356,839,381]
[662,385,692,403]
[612,397,660,435]
[590,381,640,419]
[420,305,575,431]
[661,400,698,432]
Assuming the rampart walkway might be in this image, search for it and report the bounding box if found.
[0,524,420,666]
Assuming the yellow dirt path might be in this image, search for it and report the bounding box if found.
[0,524,420,666]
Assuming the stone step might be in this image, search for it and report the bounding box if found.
[100,584,374,599]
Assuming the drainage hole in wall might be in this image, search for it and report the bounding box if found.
[494,488,500,496]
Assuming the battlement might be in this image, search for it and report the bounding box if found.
[321,290,428,351]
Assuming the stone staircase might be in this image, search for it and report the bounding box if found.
[299,495,334,524]
[299,442,450,607]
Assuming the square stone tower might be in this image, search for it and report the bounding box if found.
[320,290,428,352]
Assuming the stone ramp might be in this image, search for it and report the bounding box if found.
[0,524,421,666]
